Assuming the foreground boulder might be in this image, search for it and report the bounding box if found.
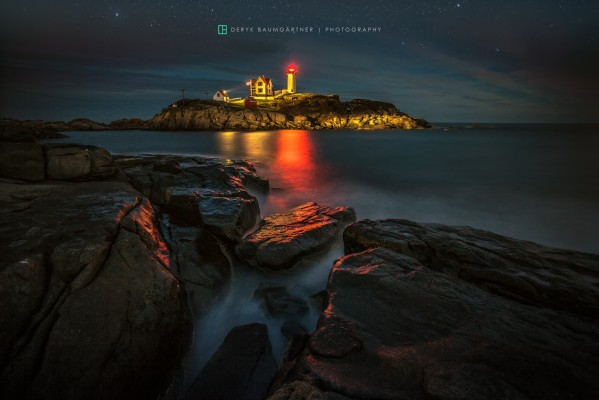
[344,219,599,318]
[236,202,356,270]
[0,179,191,400]
[185,323,278,400]
[269,220,599,400]
[117,155,270,316]
[45,144,117,180]
[117,155,263,240]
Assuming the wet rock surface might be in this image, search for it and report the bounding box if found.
[160,219,232,315]
[4,137,598,400]
[236,202,356,270]
[115,155,269,317]
[268,222,599,400]
[117,155,263,240]
[0,178,191,400]
[344,219,599,318]
[0,141,272,399]
[185,323,278,400]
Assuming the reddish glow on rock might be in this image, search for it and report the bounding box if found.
[353,262,384,275]
[130,199,170,269]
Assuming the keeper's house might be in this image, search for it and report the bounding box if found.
[246,76,273,98]
[212,90,229,102]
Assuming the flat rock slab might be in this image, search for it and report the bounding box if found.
[185,323,278,400]
[236,202,356,270]
[344,218,599,318]
[269,247,599,400]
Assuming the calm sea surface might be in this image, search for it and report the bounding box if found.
[51,124,599,254]
[47,124,599,382]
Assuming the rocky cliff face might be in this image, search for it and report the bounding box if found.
[150,94,428,131]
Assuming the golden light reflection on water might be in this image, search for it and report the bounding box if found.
[215,131,276,162]
[216,131,237,155]
[242,131,275,162]
[215,130,318,212]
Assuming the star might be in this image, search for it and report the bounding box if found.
[115,12,119,17]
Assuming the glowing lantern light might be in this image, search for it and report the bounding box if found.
[286,64,297,93]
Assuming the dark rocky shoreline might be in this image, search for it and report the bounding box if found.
[1,137,598,399]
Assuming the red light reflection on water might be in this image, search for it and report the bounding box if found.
[215,130,320,214]
[268,130,317,212]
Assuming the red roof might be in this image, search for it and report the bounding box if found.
[250,76,271,86]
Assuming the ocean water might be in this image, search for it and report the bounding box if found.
[52,124,599,254]
[46,124,599,386]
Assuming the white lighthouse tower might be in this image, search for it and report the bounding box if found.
[286,65,297,93]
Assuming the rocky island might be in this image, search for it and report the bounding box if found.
[1,129,598,400]
[0,94,429,140]
[151,94,429,131]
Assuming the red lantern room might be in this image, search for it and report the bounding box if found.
[286,64,297,93]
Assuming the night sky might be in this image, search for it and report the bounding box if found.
[1,0,597,123]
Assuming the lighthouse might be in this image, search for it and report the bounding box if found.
[287,65,297,93]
